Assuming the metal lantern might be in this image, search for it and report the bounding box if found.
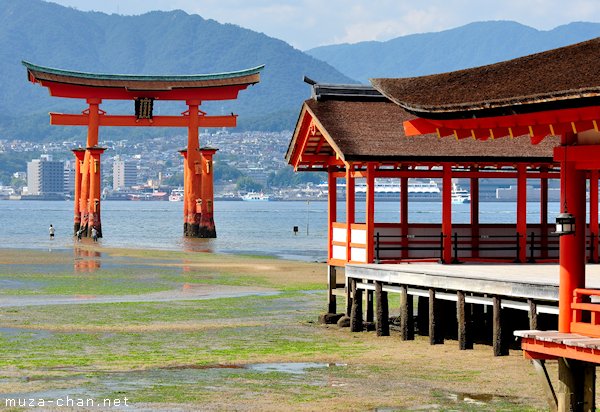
[554,212,576,236]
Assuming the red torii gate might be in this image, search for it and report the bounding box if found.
[24,61,263,238]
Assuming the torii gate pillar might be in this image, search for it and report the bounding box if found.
[199,147,218,238]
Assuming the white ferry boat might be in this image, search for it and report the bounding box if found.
[341,179,442,201]
[169,188,184,202]
[451,183,471,204]
[241,192,270,201]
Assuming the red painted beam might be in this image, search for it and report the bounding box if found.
[403,105,600,141]
[41,80,249,101]
[50,113,237,128]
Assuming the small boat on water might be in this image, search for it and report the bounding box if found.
[169,188,184,202]
[241,192,270,201]
[451,183,471,204]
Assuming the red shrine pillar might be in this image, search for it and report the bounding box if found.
[516,164,528,263]
[366,163,375,263]
[540,167,549,259]
[327,166,337,261]
[590,170,599,263]
[400,173,409,259]
[442,163,453,263]
[87,147,105,238]
[346,163,355,262]
[184,100,202,237]
[72,148,85,235]
[470,167,480,258]
[199,147,218,238]
[558,136,587,332]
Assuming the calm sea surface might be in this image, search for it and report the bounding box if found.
[0,200,562,261]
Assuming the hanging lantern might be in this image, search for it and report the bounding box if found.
[554,212,576,236]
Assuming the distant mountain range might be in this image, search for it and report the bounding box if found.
[2,1,600,141]
[0,0,354,140]
[307,21,600,83]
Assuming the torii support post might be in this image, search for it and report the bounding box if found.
[179,149,189,230]
[71,148,85,235]
[87,147,106,238]
[78,98,101,237]
[199,147,218,238]
[185,100,202,237]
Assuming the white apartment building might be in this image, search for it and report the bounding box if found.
[113,159,138,190]
[26,155,65,195]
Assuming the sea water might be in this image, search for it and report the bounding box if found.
[0,200,562,261]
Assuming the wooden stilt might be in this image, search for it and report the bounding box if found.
[429,288,443,345]
[417,295,428,336]
[528,299,538,330]
[350,279,363,332]
[493,296,508,356]
[366,288,374,323]
[457,291,473,350]
[327,265,337,314]
[375,281,389,336]
[583,362,596,412]
[400,285,414,340]
[558,358,596,412]
[345,278,352,317]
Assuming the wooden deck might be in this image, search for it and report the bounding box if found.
[328,263,600,358]
[345,262,600,303]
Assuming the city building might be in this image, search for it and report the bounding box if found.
[26,155,65,196]
[113,159,138,190]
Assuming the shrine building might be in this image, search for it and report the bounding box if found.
[287,37,600,411]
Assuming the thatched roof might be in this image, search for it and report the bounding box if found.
[286,86,557,165]
[371,37,600,119]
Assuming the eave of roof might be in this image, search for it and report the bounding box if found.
[370,37,600,119]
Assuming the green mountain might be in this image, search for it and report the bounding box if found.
[0,0,355,140]
[307,21,600,83]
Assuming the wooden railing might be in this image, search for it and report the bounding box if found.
[375,232,445,263]
[571,288,600,337]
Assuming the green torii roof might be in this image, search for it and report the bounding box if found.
[23,61,264,100]
[22,61,264,83]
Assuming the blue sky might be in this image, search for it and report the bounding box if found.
[48,0,600,50]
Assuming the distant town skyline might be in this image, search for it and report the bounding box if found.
[48,0,600,50]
